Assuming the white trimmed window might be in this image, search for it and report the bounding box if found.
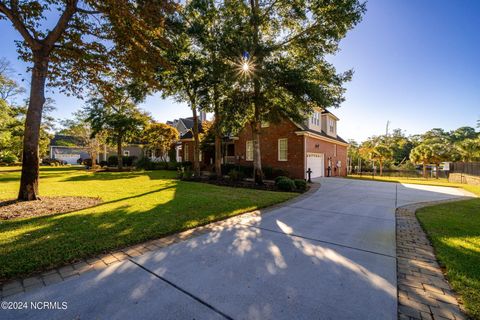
[328,118,335,134]
[246,140,253,161]
[311,112,320,126]
[278,138,288,161]
[261,121,270,128]
[184,144,189,161]
[123,150,130,156]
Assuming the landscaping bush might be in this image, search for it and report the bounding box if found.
[177,166,194,180]
[221,164,253,177]
[82,158,93,167]
[42,158,66,166]
[107,155,137,167]
[294,179,307,192]
[107,155,118,166]
[0,153,18,164]
[99,160,108,167]
[275,176,289,185]
[135,157,152,169]
[276,177,296,192]
[228,169,245,182]
[167,162,178,170]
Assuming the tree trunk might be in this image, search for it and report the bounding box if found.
[91,149,98,169]
[213,94,222,178]
[250,0,263,185]
[191,106,201,177]
[252,118,263,185]
[117,137,123,170]
[18,56,48,201]
[422,162,427,178]
[379,160,383,176]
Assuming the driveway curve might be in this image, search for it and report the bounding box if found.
[2,178,471,320]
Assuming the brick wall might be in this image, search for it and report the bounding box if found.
[234,119,305,179]
[305,136,347,177]
[181,141,195,163]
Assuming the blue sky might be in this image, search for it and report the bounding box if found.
[1,0,479,141]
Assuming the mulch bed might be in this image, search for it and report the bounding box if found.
[0,197,102,220]
[182,177,307,193]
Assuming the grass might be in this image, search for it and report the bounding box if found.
[417,199,480,319]
[0,166,296,280]
[347,174,480,318]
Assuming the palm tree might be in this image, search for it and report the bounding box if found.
[455,138,480,162]
[410,144,433,178]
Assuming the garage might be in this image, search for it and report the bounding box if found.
[306,152,324,178]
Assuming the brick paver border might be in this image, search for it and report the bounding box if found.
[396,199,470,320]
[0,183,319,299]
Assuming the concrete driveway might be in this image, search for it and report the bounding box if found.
[2,178,470,320]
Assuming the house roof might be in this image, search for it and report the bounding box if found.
[179,122,204,140]
[294,121,348,144]
[321,109,340,121]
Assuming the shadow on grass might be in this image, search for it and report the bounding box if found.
[0,179,288,280]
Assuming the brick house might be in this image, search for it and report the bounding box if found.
[180,108,348,179]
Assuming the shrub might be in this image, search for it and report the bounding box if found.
[228,169,245,182]
[82,158,93,167]
[276,177,296,192]
[99,160,108,167]
[179,168,194,180]
[107,155,118,166]
[107,155,137,167]
[167,162,178,170]
[294,179,307,192]
[135,157,151,169]
[274,176,289,185]
[0,153,18,164]
[42,158,65,166]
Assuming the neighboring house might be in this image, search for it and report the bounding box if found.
[49,134,145,164]
[167,112,206,162]
[180,108,348,179]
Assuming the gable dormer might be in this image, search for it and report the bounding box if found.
[321,111,338,138]
[306,107,323,132]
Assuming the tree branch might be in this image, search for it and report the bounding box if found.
[76,7,100,15]
[272,21,320,51]
[44,0,79,48]
[0,1,37,48]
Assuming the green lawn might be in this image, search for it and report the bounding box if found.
[347,174,480,318]
[0,166,296,280]
[417,199,480,319]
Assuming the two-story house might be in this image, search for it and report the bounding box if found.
[181,108,348,179]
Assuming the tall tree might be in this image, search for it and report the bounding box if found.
[455,138,480,162]
[219,0,365,184]
[85,90,150,170]
[142,123,179,162]
[410,144,433,178]
[0,1,173,200]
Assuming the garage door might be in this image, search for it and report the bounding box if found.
[306,152,324,178]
